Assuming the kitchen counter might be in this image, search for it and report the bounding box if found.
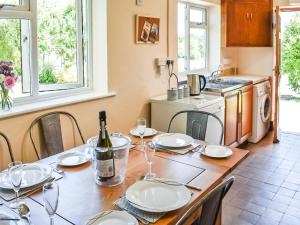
[220,74,271,84]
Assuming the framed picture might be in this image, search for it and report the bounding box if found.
[136,15,160,44]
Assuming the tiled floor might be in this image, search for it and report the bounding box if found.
[223,132,300,225]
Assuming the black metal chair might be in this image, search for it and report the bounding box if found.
[167,110,224,145]
[175,176,235,225]
[29,111,85,160]
[0,132,15,162]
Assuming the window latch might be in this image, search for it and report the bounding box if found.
[0,4,16,9]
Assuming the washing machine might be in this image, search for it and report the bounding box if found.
[248,81,272,143]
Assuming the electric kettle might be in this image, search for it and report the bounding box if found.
[187,74,207,96]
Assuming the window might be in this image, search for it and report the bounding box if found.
[0,0,91,100]
[178,2,208,76]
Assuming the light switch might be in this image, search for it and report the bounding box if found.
[136,0,143,6]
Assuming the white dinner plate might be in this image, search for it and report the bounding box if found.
[0,164,52,190]
[56,151,90,167]
[153,133,194,149]
[86,210,138,225]
[130,128,157,137]
[126,179,191,213]
[200,145,233,158]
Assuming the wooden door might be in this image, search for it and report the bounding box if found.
[273,6,281,143]
[226,0,251,46]
[248,2,273,46]
[224,91,239,146]
[240,85,253,143]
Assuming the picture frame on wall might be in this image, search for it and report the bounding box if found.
[136,15,160,44]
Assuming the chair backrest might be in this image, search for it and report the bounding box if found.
[0,132,15,162]
[167,110,224,145]
[29,111,85,160]
[175,176,235,225]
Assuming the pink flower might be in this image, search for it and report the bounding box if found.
[4,76,16,89]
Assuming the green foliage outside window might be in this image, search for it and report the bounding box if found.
[282,13,300,93]
[0,2,77,85]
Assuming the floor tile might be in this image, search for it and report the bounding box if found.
[238,211,260,224]
[222,132,300,225]
[280,214,300,225]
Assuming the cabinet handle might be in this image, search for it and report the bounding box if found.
[250,13,253,20]
[246,13,249,20]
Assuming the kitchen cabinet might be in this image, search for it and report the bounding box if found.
[224,84,253,146]
[224,91,239,146]
[222,0,273,47]
[240,85,253,143]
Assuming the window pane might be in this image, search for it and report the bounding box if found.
[178,3,186,73]
[190,28,206,71]
[0,18,30,98]
[0,0,20,5]
[190,8,204,24]
[37,0,81,89]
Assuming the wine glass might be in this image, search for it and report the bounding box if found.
[43,181,59,225]
[8,161,24,209]
[137,119,146,146]
[144,141,156,179]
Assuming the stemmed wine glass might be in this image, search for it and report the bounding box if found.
[137,119,146,147]
[43,181,59,225]
[8,161,24,209]
[144,141,156,179]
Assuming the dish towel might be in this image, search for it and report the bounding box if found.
[114,196,166,224]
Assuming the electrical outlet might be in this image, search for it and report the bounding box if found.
[136,0,143,6]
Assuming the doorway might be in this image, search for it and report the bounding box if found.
[279,9,300,135]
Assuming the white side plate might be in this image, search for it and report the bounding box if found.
[86,210,138,225]
[201,145,233,158]
[130,128,157,137]
[0,164,52,190]
[153,133,194,148]
[126,179,191,213]
[56,152,90,167]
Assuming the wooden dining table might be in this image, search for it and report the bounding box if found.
[1,134,249,225]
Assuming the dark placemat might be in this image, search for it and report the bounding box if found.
[0,171,63,202]
[114,196,166,224]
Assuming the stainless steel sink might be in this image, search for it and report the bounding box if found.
[205,78,252,93]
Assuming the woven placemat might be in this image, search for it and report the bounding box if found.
[0,171,63,201]
[114,196,166,224]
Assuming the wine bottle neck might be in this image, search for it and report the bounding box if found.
[100,120,106,139]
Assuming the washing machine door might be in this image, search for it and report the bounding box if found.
[260,94,271,123]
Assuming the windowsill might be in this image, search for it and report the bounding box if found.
[0,92,116,119]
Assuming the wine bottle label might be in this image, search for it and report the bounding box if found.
[96,159,114,178]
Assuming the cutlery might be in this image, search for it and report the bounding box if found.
[19,203,34,225]
[198,144,207,153]
[53,164,64,175]
[87,211,112,224]
[21,177,55,199]
[145,178,202,191]
[0,218,20,221]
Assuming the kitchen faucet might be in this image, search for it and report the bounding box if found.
[209,65,224,82]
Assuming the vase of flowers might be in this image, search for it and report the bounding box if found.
[0,61,18,111]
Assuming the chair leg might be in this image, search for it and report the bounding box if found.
[215,208,222,225]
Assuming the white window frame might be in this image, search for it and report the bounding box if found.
[178,1,209,77]
[0,0,93,104]
[0,0,30,11]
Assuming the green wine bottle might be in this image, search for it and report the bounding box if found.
[95,111,115,182]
